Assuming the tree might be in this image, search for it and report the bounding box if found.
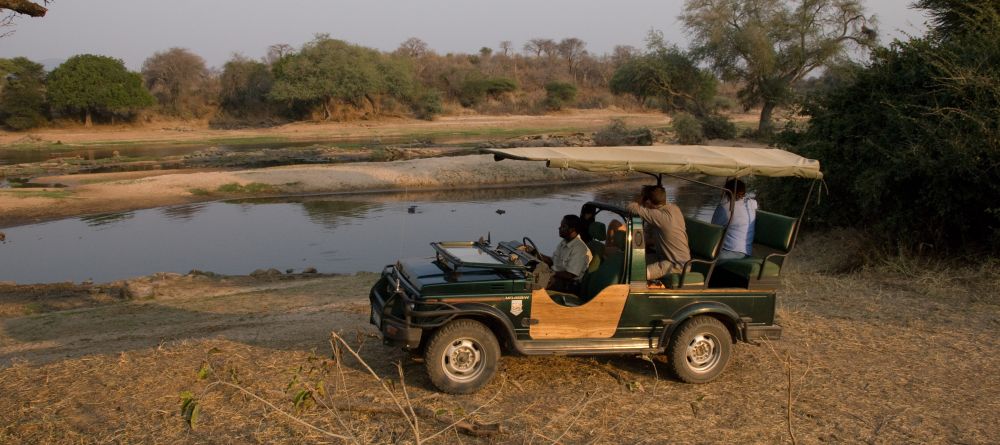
[557,38,587,76]
[764,0,1000,252]
[48,54,154,126]
[395,37,430,58]
[218,54,274,119]
[682,0,876,133]
[610,32,718,115]
[0,57,46,130]
[270,36,415,120]
[141,48,211,117]
[264,43,294,65]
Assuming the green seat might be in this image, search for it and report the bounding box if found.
[588,221,607,242]
[716,210,797,289]
[662,217,725,289]
[581,249,625,302]
[716,258,782,279]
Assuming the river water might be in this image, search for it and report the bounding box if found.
[0,179,722,284]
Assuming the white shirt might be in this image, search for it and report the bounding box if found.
[552,234,593,280]
[711,197,758,255]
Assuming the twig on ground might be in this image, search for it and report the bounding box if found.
[329,332,418,436]
[397,362,421,444]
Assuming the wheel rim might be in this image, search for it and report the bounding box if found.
[685,333,721,374]
[441,337,485,382]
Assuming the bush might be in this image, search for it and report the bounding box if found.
[671,112,703,144]
[699,114,737,140]
[593,118,653,146]
[458,77,517,107]
[543,81,577,110]
[408,89,442,120]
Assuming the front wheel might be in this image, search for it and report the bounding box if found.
[424,319,500,394]
[666,316,732,383]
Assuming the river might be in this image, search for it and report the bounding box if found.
[0,179,721,284]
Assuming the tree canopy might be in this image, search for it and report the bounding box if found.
[142,48,213,118]
[270,36,414,120]
[0,57,46,130]
[48,54,155,126]
[609,31,717,116]
[682,0,876,132]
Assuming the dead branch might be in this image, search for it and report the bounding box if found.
[0,0,47,17]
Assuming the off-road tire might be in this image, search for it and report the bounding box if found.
[424,319,500,394]
[667,316,732,383]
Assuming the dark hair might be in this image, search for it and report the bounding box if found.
[561,214,584,236]
[646,186,667,206]
[580,203,598,221]
[724,178,747,199]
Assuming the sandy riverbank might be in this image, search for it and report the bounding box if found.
[0,154,627,228]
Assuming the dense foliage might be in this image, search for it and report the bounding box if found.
[609,33,717,116]
[47,54,154,126]
[0,57,47,130]
[543,81,577,110]
[763,1,1000,253]
[269,36,416,120]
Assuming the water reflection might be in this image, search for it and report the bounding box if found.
[0,178,725,284]
[79,212,135,228]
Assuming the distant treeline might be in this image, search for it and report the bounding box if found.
[0,33,745,131]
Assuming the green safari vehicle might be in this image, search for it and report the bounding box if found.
[369,145,823,393]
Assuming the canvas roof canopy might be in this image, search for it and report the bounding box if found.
[488,145,823,180]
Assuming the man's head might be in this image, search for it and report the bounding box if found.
[559,214,583,240]
[724,178,747,200]
[580,203,598,222]
[642,185,667,208]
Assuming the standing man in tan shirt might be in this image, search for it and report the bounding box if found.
[626,185,690,281]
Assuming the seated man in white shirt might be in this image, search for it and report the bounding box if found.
[531,214,593,295]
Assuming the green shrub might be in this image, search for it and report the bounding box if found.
[458,77,517,107]
[671,112,703,145]
[543,81,577,110]
[408,89,442,120]
[699,114,737,140]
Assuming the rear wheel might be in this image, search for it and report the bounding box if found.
[424,319,500,394]
[667,316,732,383]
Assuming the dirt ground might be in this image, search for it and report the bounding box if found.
[1,230,997,444]
[0,110,680,147]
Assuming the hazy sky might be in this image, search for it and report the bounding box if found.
[0,0,929,71]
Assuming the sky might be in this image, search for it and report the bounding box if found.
[0,0,929,71]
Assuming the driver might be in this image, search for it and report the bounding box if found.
[530,215,593,294]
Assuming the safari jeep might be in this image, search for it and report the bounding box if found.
[369,145,822,394]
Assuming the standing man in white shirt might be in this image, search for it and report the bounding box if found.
[531,214,593,294]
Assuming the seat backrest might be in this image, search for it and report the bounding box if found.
[754,210,798,252]
[583,250,625,301]
[684,216,725,260]
[588,221,607,242]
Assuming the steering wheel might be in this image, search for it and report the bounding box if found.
[522,237,539,256]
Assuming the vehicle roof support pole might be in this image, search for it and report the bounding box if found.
[791,179,818,250]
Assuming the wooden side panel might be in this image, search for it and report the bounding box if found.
[529,285,630,339]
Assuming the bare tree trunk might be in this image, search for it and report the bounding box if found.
[759,101,776,134]
[84,110,92,127]
[323,100,332,121]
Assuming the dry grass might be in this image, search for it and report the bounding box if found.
[1,231,998,444]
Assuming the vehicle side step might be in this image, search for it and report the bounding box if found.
[516,338,662,356]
